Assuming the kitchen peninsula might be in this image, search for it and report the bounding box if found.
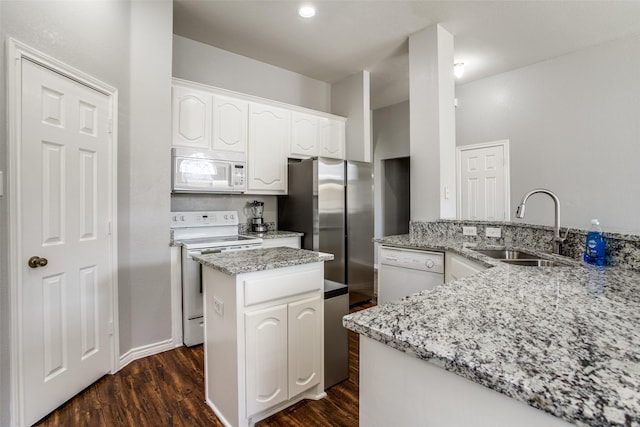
[193,247,333,427]
[344,232,640,427]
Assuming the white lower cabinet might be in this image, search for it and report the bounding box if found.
[202,262,325,427]
[245,295,321,416]
[445,252,488,283]
[245,304,289,416]
[287,296,322,396]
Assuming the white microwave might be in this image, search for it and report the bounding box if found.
[172,148,246,194]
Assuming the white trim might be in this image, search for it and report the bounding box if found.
[170,246,184,347]
[7,38,119,427]
[119,339,178,370]
[456,140,511,221]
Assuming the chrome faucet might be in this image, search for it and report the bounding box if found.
[515,188,568,255]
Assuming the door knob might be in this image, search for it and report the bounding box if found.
[28,256,48,268]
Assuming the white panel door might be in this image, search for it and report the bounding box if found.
[212,94,248,153]
[247,103,289,193]
[172,85,212,149]
[245,304,288,416]
[20,59,112,425]
[290,112,319,158]
[287,295,322,397]
[459,143,508,220]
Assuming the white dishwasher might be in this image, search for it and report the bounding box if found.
[378,246,444,304]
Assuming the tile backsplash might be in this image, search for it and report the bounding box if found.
[171,194,277,228]
[410,220,640,271]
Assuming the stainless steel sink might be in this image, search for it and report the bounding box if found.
[471,249,537,260]
[471,248,572,267]
[500,259,571,267]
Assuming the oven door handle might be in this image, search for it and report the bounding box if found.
[201,248,223,255]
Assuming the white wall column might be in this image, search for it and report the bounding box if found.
[409,25,456,220]
[332,70,372,162]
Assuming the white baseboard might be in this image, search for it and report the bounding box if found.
[118,338,179,370]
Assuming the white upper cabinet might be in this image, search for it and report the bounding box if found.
[320,118,345,160]
[172,85,212,149]
[212,95,248,153]
[290,112,319,158]
[247,102,289,193]
[171,78,347,193]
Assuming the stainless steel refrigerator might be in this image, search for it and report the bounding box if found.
[278,157,374,388]
[278,157,374,301]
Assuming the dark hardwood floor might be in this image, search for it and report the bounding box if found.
[35,303,373,427]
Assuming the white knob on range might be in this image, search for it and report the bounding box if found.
[425,259,435,269]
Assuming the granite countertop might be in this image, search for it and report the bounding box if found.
[192,246,333,275]
[344,234,640,426]
[240,230,304,239]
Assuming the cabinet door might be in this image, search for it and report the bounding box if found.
[445,252,487,283]
[212,95,248,153]
[172,85,212,149]
[290,112,319,158]
[319,118,345,159]
[245,304,288,416]
[248,103,289,193]
[288,295,322,397]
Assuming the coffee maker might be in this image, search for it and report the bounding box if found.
[250,200,267,232]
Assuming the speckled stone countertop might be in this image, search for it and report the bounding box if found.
[192,247,333,275]
[240,230,304,239]
[344,234,640,426]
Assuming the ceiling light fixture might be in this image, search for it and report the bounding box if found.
[298,5,316,18]
[454,62,465,78]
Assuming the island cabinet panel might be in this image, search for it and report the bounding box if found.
[247,102,289,194]
[212,95,248,153]
[172,85,212,149]
[359,336,573,427]
[288,296,322,397]
[244,268,321,306]
[245,304,288,416]
[202,261,325,427]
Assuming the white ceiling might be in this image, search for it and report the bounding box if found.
[173,1,640,109]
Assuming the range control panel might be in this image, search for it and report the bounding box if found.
[170,211,239,228]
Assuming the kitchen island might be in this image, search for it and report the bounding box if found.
[193,247,333,427]
[344,235,640,426]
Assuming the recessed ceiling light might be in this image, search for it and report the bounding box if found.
[298,5,316,18]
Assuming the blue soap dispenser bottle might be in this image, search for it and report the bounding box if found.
[583,219,605,266]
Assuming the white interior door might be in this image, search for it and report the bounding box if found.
[458,141,510,221]
[20,58,113,425]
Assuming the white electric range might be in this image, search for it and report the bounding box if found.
[171,211,262,346]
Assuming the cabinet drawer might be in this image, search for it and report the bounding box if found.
[244,267,322,306]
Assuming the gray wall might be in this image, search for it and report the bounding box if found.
[456,33,640,234]
[372,101,411,265]
[0,4,6,425]
[122,0,173,353]
[0,1,173,423]
[331,70,372,162]
[173,35,331,112]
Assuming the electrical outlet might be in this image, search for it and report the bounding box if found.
[213,296,224,316]
[486,227,502,238]
[462,226,477,236]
